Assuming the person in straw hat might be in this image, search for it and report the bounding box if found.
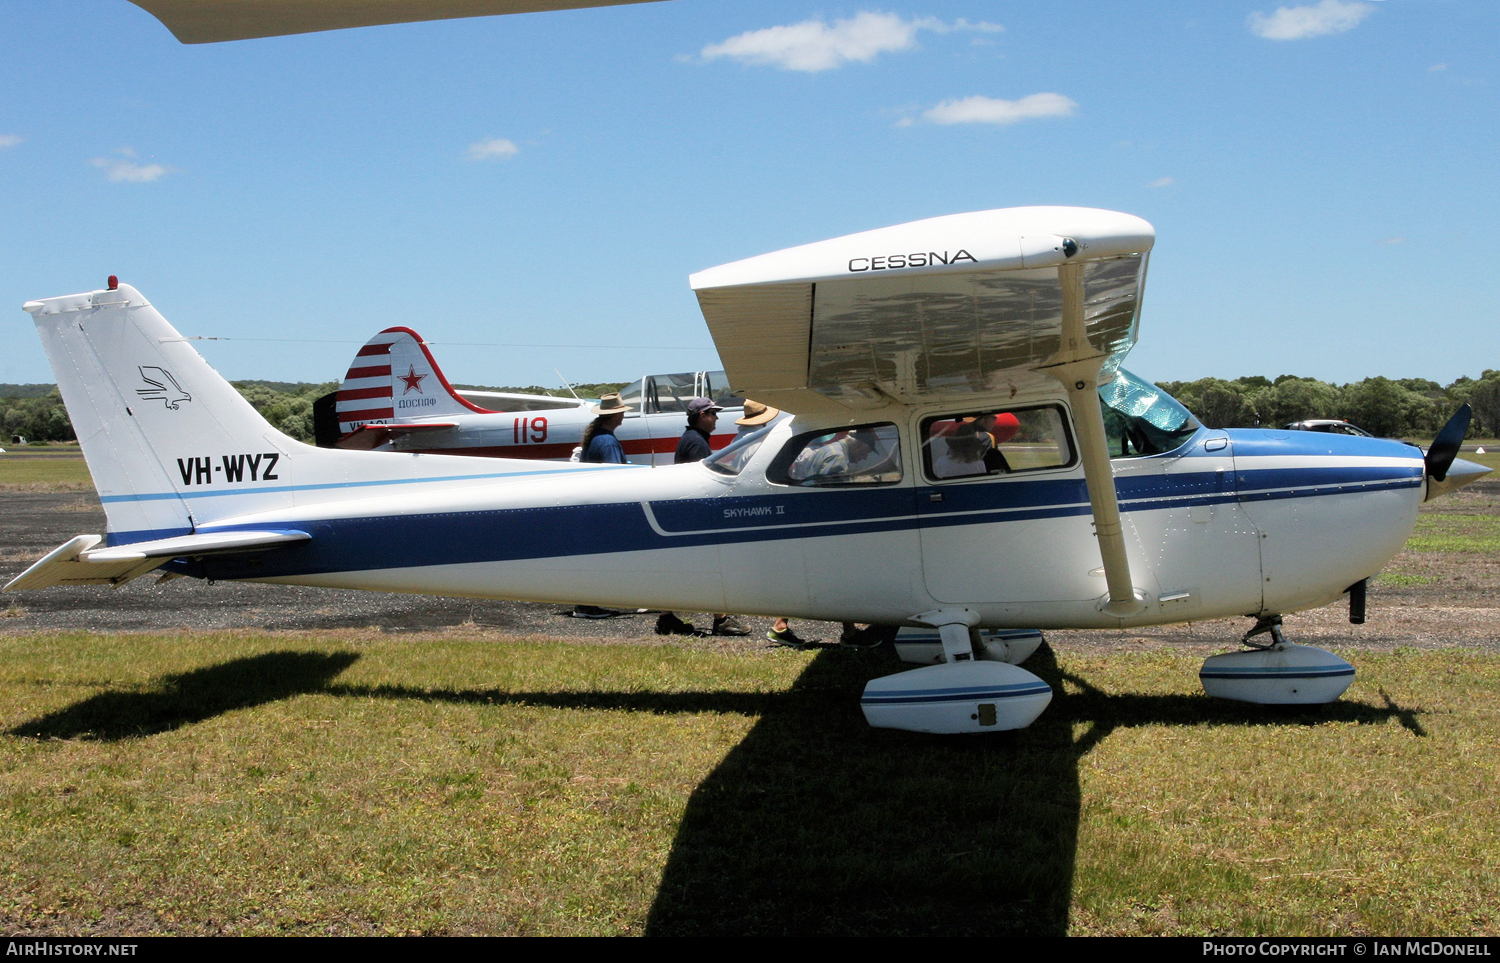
[571,392,632,618]
[733,400,816,647]
[579,392,631,465]
[734,399,780,434]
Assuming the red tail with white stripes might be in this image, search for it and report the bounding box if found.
[336,327,495,434]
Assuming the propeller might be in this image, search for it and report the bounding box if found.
[1425,404,1472,483]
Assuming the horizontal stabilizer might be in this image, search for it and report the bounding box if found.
[85,529,312,561]
[5,530,310,592]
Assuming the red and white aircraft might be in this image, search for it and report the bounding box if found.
[322,327,742,465]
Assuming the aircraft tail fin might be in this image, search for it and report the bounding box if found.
[24,282,311,542]
[336,327,495,435]
[19,281,600,555]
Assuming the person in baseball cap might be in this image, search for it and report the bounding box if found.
[673,398,724,464]
[657,397,750,637]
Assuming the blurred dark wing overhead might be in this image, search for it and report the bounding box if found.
[128,0,663,43]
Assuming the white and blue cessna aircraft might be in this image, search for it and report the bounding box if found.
[6,207,1488,734]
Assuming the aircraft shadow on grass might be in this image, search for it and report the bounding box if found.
[637,646,1425,936]
[10,645,1423,935]
[8,650,361,741]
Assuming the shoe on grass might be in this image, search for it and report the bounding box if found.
[655,613,696,636]
[766,626,812,649]
[838,623,887,649]
[712,615,752,637]
[572,605,617,619]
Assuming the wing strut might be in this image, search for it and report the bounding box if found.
[1038,261,1146,617]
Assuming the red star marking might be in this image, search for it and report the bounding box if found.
[399,365,427,394]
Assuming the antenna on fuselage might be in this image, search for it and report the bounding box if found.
[553,370,583,401]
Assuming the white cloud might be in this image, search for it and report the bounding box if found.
[1380,236,1405,245]
[91,148,170,182]
[0,135,22,149]
[699,12,1001,73]
[1149,177,1175,188]
[1248,0,1374,40]
[465,137,519,161]
[1429,63,1448,72]
[920,93,1077,126]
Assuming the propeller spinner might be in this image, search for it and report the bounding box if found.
[1424,404,1491,501]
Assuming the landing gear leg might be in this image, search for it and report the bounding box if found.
[1241,615,1286,650]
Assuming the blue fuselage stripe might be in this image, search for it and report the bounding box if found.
[123,458,1423,581]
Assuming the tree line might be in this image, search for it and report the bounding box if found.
[1157,371,1500,437]
[0,381,623,444]
[4,371,1498,445]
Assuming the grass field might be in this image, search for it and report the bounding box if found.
[0,632,1496,936]
[0,447,92,491]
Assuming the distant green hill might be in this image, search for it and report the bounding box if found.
[0,384,60,399]
[5,371,1497,443]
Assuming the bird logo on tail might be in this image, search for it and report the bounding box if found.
[137,366,192,410]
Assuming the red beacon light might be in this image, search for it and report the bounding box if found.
[107,275,118,291]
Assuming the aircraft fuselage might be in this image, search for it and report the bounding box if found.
[173,409,1424,629]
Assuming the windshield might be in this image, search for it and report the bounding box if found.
[617,378,644,412]
[1099,368,1200,457]
[704,426,771,476]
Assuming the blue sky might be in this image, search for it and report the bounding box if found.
[1,0,1495,390]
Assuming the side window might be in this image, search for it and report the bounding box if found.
[768,423,902,487]
[922,406,1074,481]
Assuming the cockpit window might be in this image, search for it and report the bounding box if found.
[647,373,696,413]
[1100,368,1201,457]
[767,423,902,487]
[704,426,771,476]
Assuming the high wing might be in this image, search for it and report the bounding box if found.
[691,206,1157,616]
[690,206,1154,418]
[127,0,661,44]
